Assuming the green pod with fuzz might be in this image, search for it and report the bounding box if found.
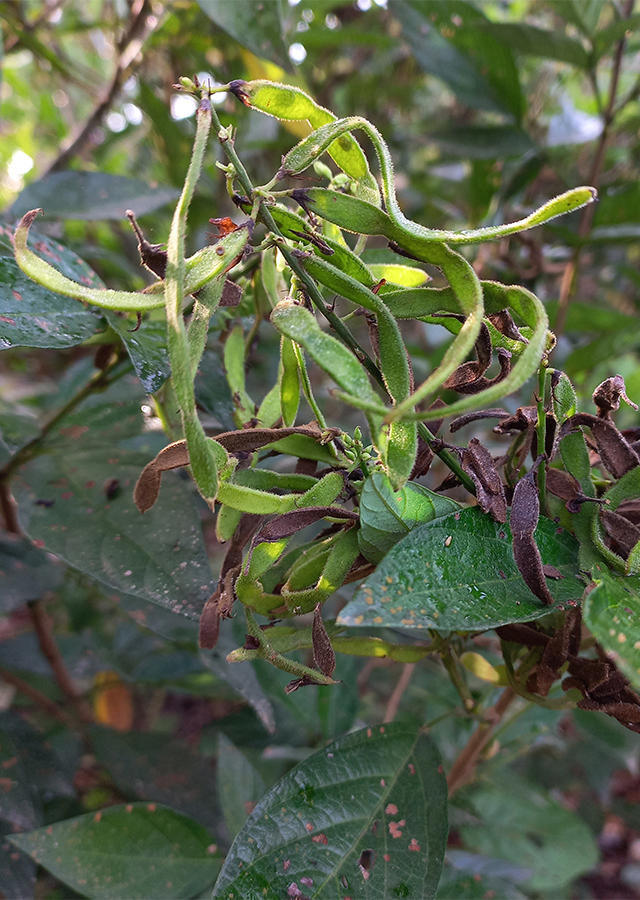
[215,503,243,543]
[281,527,361,615]
[280,336,300,427]
[230,80,380,205]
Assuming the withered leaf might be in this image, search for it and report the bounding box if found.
[198,591,221,650]
[461,438,507,523]
[563,413,640,479]
[284,675,319,694]
[312,603,336,677]
[600,508,640,559]
[255,506,357,544]
[487,309,527,343]
[220,279,243,307]
[593,374,638,419]
[449,408,508,433]
[511,467,554,605]
[209,216,240,237]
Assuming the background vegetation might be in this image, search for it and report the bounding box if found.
[2,1,640,898]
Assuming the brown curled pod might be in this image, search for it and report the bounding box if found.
[312,603,336,677]
[511,467,554,605]
[461,438,507,523]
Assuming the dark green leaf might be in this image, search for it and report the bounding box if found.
[111,592,276,733]
[213,721,448,900]
[104,312,170,394]
[0,255,102,349]
[552,0,604,35]
[340,508,582,632]
[429,126,535,160]
[358,472,459,564]
[9,172,180,221]
[0,409,40,468]
[593,13,640,59]
[91,727,225,839]
[393,1,510,117]
[0,533,64,612]
[10,803,222,900]
[583,570,640,693]
[217,733,265,840]
[457,775,599,891]
[198,0,292,71]
[14,445,215,619]
[478,21,589,67]
[194,347,236,430]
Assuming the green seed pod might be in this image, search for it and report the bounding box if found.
[229,80,379,205]
[280,337,301,427]
[215,503,243,543]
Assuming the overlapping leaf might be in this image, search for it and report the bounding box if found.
[341,508,582,632]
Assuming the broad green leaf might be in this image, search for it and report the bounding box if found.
[9,172,180,220]
[213,721,448,900]
[91,727,225,839]
[10,804,222,900]
[217,733,265,839]
[583,570,640,693]
[13,445,215,620]
[552,0,604,35]
[429,126,534,160]
[0,254,102,349]
[104,312,170,394]
[593,13,640,59]
[0,533,64,612]
[341,508,582,632]
[457,775,599,891]
[437,852,529,899]
[358,472,460,564]
[198,0,292,71]
[393,1,521,119]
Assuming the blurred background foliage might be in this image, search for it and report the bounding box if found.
[2,1,640,898]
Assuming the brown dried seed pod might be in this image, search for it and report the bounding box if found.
[600,508,640,559]
[127,210,167,279]
[461,438,507,523]
[312,603,336,677]
[198,591,221,650]
[512,534,555,605]
[487,309,527,343]
[510,469,539,539]
[562,413,639,479]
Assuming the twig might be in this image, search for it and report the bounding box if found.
[0,480,20,534]
[43,0,161,175]
[554,0,634,340]
[446,686,516,796]
[28,600,94,725]
[383,663,415,722]
[0,664,78,730]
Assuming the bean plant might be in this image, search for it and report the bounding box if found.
[4,76,640,899]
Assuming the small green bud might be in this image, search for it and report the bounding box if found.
[353,426,362,443]
[313,160,334,181]
[178,76,196,92]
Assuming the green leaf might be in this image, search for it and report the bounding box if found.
[9,172,180,220]
[593,13,640,59]
[90,727,226,839]
[0,253,102,349]
[583,570,640,693]
[478,21,589,68]
[10,803,222,900]
[13,445,215,620]
[198,0,292,71]
[110,592,276,733]
[429,126,534,160]
[0,533,64,612]
[341,508,582,632]
[194,347,237,430]
[457,775,599,891]
[104,312,170,394]
[358,472,460,564]
[393,1,521,119]
[213,721,448,900]
[217,733,265,839]
[0,409,40,467]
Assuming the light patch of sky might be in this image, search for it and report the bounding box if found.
[106,111,127,132]
[171,94,198,120]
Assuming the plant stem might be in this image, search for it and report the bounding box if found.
[0,664,79,730]
[293,343,326,428]
[28,600,94,725]
[242,608,335,685]
[446,686,516,796]
[536,363,548,517]
[383,663,415,722]
[441,646,476,712]
[554,0,634,339]
[209,107,386,391]
[417,422,476,495]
